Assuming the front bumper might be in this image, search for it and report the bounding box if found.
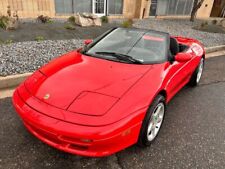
[12,89,143,157]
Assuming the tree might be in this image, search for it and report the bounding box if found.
[190,0,204,22]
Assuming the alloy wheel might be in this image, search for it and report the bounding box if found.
[147,102,165,141]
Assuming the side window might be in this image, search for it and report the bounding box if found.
[108,0,123,14]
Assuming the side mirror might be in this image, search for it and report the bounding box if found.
[175,53,192,62]
[84,39,93,45]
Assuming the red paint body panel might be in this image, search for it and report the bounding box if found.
[12,35,205,157]
[26,51,150,110]
[13,91,144,157]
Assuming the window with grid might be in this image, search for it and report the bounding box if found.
[157,0,194,16]
[55,0,92,14]
[73,0,92,13]
[55,0,73,14]
[108,0,123,14]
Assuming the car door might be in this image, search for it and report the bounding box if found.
[164,52,195,101]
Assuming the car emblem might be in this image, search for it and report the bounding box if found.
[44,94,50,100]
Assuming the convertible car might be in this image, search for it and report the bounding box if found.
[12,27,205,157]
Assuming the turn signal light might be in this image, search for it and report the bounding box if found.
[80,138,93,143]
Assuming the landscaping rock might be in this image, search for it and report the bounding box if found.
[93,18,102,26]
[6,17,19,30]
[0,8,19,30]
[82,13,97,19]
[75,13,101,27]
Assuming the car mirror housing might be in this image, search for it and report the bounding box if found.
[175,53,193,62]
[84,39,93,45]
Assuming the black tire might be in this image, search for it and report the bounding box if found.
[138,95,166,147]
[188,57,205,87]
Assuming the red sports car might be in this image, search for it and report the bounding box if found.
[13,28,205,157]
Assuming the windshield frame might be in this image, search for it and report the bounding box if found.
[82,28,170,65]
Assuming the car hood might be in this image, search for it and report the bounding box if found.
[24,51,151,115]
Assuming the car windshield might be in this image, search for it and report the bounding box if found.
[84,28,169,64]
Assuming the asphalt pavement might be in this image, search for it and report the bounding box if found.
[0,55,225,169]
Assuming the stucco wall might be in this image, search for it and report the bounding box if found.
[135,0,151,19]
[123,0,138,18]
[0,0,215,19]
[146,0,215,19]
[0,0,130,18]
[121,0,151,19]
[0,0,55,18]
[197,0,215,18]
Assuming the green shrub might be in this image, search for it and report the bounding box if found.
[35,36,45,41]
[211,19,217,25]
[0,16,9,29]
[47,19,54,24]
[37,15,51,24]
[0,6,19,30]
[101,16,108,23]
[200,23,204,28]
[68,16,75,23]
[204,21,208,25]
[64,24,76,30]
[200,21,208,28]
[121,19,133,28]
[5,39,14,44]
[127,18,134,25]
[0,39,4,44]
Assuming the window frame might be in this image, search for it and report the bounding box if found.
[107,0,124,15]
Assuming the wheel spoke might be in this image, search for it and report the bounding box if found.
[157,117,162,123]
[147,122,153,134]
[154,105,161,117]
[197,59,204,83]
[151,127,156,137]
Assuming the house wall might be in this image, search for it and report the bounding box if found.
[144,0,215,19]
[210,0,225,17]
[0,0,216,19]
[123,0,138,18]
[119,0,151,19]
[134,0,151,19]
[0,0,55,18]
[0,0,127,18]
[196,0,215,18]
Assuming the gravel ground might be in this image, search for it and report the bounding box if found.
[0,19,225,76]
[0,22,117,42]
[134,19,225,47]
[0,39,83,76]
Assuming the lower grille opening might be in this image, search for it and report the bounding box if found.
[69,144,88,151]
[24,121,89,151]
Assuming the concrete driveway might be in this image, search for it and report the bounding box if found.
[0,56,225,169]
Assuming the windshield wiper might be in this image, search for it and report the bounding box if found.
[95,52,143,64]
